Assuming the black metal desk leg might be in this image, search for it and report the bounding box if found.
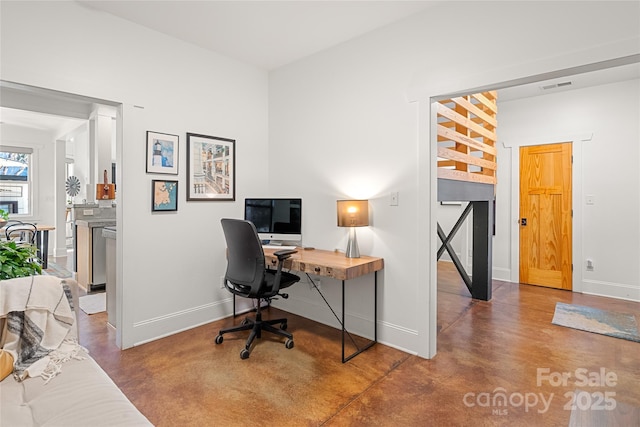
[342,280,345,363]
[36,230,49,269]
[306,273,377,363]
[374,271,377,342]
[341,275,377,363]
[42,230,49,269]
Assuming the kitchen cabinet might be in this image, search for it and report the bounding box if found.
[76,219,115,292]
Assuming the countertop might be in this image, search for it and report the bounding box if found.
[75,219,117,228]
[70,203,116,208]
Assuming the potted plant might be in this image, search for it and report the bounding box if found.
[0,240,42,279]
[0,208,8,228]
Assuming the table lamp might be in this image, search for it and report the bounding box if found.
[337,200,369,258]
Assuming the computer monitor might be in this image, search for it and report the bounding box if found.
[244,198,302,244]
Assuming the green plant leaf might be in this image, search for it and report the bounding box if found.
[0,240,42,279]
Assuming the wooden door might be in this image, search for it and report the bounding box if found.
[519,142,572,290]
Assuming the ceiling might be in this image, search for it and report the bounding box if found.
[78,0,441,71]
[1,1,638,134]
[0,108,86,136]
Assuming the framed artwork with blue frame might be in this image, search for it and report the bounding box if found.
[152,180,178,212]
[146,131,179,175]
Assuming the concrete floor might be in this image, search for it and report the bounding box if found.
[65,259,639,426]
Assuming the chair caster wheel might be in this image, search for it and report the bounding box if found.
[285,338,294,349]
[240,348,250,359]
[215,335,223,344]
[281,322,287,331]
[241,318,250,326]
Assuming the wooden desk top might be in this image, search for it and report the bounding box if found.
[263,247,384,281]
[1,224,55,232]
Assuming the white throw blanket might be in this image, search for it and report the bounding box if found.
[0,275,84,383]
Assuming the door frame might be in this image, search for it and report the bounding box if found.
[1,80,125,348]
[503,132,593,293]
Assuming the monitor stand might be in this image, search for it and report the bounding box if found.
[262,240,298,249]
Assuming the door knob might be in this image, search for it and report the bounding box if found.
[520,218,527,226]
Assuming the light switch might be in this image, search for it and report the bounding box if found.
[586,195,595,205]
[390,191,399,206]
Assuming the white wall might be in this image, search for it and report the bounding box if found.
[2,1,638,355]
[65,124,90,205]
[1,1,269,348]
[268,0,640,356]
[496,79,640,301]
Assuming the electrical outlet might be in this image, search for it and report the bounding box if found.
[220,275,226,289]
[309,277,321,291]
[586,259,594,272]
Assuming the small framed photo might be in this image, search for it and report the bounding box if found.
[186,133,235,201]
[146,131,179,175]
[151,180,178,212]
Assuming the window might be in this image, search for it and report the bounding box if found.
[0,146,32,215]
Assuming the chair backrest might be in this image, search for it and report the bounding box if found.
[221,218,266,298]
[5,222,37,244]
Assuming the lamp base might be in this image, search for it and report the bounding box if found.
[345,227,360,258]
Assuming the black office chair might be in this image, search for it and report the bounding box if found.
[216,218,300,359]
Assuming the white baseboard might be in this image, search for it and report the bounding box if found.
[273,294,419,354]
[54,247,68,257]
[377,320,418,355]
[130,298,232,347]
[124,276,637,351]
[439,261,512,283]
[492,267,511,282]
[484,272,639,302]
[127,293,418,355]
[581,279,640,302]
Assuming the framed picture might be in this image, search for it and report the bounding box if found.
[186,133,235,201]
[151,180,178,212]
[146,131,179,175]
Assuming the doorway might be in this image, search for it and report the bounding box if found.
[0,80,122,345]
[519,142,572,290]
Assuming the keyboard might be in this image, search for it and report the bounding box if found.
[263,245,297,250]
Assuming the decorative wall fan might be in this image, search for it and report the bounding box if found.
[65,176,81,197]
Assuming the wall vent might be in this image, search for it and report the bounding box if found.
[541,81,572,90]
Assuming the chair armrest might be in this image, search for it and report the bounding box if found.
[272,249,297,293]
[274,249,297,260]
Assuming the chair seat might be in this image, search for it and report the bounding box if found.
[264,269,299,292]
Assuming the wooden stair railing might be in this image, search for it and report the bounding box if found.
[436,91,498,185]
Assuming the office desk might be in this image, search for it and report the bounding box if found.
[263,247,384,362]
[1,224,54,269]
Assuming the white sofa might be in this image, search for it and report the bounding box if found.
[0,276,152,426]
